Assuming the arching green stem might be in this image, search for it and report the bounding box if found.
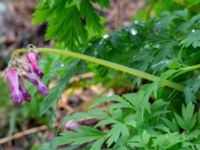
[13,48,185,92]
[171,64,200,78]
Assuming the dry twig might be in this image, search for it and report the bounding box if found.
[0,124,57,145]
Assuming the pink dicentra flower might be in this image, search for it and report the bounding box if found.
[26,52,44,78]
[19,77,31,101]
[7,68,24,104]
[37,81,49,96]
[22,71,48,96]
[6,48,48,104]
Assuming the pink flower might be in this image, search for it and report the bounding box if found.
[26,52,44,78]
[19,77,31,101]
[37,81,49,96]
[7,68,24,104]
[23,71,48,96]
[6,48,49,104]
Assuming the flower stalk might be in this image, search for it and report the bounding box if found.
[13,48,185,92]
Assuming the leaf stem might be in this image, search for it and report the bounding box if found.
[172,64,200,78]
[180,64,200,72]
[13,48,185,92]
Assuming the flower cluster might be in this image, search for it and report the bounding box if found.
[5,45,48,104]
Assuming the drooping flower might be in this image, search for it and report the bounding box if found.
[6,45,49,104]
[37,81,49,96]
[6,68,24,104]
[22,71,48,96]
[19,77,31,101]
[26,52,44,78]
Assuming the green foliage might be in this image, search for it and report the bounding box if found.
[53,83,200,149]
[54,126,105,147]
[174,103,197,131]
[80,0,104,36]
[33,0,108,50]
[180,30,200,48]
[20,0,200,149]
